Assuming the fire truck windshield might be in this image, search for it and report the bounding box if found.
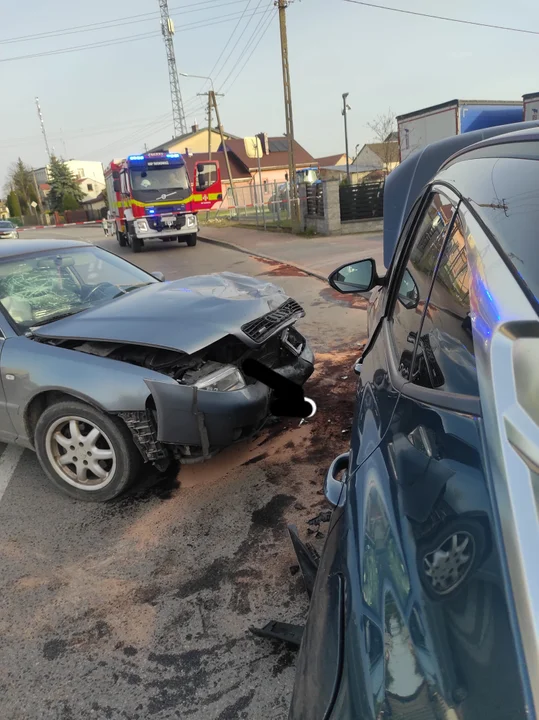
[130,165,190,193]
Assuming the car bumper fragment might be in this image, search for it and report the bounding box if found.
[145,341,314,452]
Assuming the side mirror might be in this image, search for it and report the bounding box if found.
[151,271,165,282]
[113,179,121,193]
[328,259,379,294]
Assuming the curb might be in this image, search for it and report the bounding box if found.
[198,234,327,282]
[19,221,101,231]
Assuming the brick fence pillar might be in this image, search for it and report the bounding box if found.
[322,179,341,234]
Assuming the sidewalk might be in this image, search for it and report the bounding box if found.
[198,225,384,281]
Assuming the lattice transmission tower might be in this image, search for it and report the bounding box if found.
[158,0,187,138]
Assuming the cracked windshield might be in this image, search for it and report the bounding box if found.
[1,0,537,718]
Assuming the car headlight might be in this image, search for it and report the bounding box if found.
[187,215,196,227]
[135,219,149,233]
[194,364,245,392]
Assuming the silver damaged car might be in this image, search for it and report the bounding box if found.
[0,239,314,500]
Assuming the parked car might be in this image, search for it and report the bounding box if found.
[289,126,539,718]
[0,221,19,239]
[0,239,313,500]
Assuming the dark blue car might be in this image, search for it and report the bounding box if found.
[289,125,539,718]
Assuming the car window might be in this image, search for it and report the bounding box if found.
[0,247,156,330]
[389,192,455,380]
[410,213,478,396]
[439,156,539,309]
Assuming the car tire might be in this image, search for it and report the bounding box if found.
[131,235,142,253]
[34,400,141,502]
[126,223,142,253]
[117,228,127,247]
[185,233,197,247]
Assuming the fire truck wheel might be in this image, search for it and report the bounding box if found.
[185,234,197,247]
[117,229,127,247]
[131,236,142,253]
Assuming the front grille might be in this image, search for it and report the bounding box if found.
[241,298,304,343]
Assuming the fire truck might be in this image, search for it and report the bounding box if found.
[104,151,222,253]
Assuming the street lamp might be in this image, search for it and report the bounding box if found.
[180,72,216,160]
[342,92,351,184]
[179,72,215,94]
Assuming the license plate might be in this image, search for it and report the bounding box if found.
[162,215,175,227]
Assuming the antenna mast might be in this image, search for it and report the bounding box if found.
[35,96,52,161]
[158,0,187,137]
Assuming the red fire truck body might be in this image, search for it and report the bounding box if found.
[104,151,222,253]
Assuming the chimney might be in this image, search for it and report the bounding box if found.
[191,123,199,133]
[185,147,193,157]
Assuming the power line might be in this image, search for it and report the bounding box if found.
[223,9,275,94]
[0,0,246,45]
[343,0,539,36]
[205,0,254,84]
[214,0,266,85]
[219,2,275,92]
[0,8,273,63]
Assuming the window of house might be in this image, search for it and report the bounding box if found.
[87,183,93,191]
[389,192,455,380]
[410,213,478,396]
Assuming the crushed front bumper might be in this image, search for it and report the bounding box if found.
[145,340,314,456]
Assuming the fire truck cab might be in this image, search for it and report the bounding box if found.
[105,151,222,253]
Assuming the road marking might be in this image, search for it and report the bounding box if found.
[0,445,24,504]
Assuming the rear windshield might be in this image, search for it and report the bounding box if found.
[441,155,539,306]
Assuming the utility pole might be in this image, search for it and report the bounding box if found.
[158,0,187,137]
[209,91,238,212]
[342,92,351,184]
[207,93,212,161]
[276,0,299,226]
[35,97,51,162]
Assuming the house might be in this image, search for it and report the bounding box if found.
[0,202,9,219]
[222,134,316,184]
[76,176,106,202]
[352,141,400,178]
[34,160,105,190]
[316,153,350,168]
[149,124,239,155]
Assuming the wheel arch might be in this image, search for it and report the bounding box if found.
[24,388,111,447]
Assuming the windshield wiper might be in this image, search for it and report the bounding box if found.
[113,282,152,298]
[30,308,88,328]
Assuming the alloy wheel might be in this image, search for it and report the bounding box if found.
[45,415,117,491]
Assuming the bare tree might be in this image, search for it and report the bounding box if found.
[366,109,398,177]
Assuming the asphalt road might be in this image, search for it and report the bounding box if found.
[0,228,368,720]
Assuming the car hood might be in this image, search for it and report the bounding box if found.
[33,272,297,355]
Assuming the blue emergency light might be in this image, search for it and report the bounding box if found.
[166,153,180,158]
[128,155,145,161]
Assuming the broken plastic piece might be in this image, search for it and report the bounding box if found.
[249,621,304,647]
[288,524,319,597]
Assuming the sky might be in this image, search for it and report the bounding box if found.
[2,0,539,189]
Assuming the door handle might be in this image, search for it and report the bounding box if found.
[324,452,349,508]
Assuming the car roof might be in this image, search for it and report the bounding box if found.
[0,238,90,259]
[382,120,539,267]
[444,126,539,163]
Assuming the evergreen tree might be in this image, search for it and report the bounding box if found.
[6,190,21,218]
[5,158,37,214]
[48,156,85,212]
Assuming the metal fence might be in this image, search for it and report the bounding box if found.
[339,181,384,222]
[202,180,295,230]
[306,183,324,217]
